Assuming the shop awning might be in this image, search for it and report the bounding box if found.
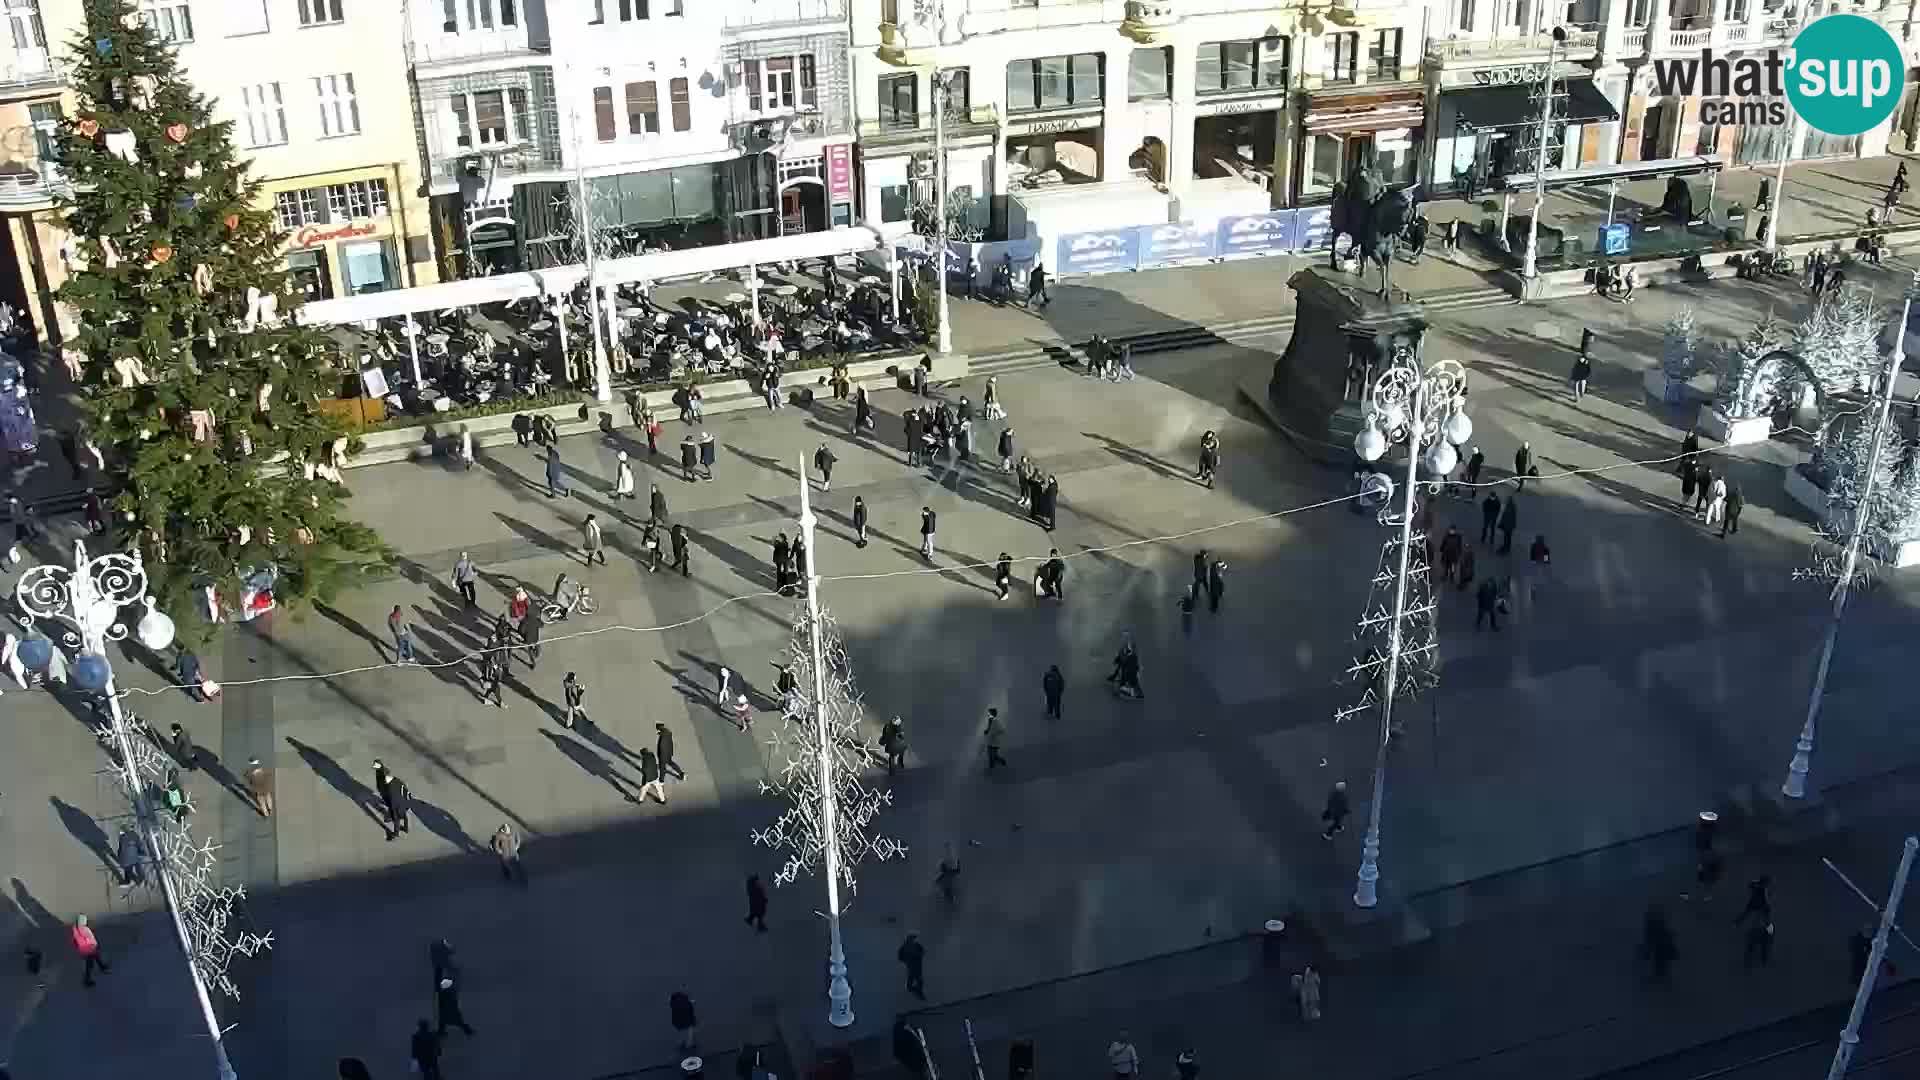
[1303,84,1426,135]
[1498,154,1725,193]
[1441,78,1619,132]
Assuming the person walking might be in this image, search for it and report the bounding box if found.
[1108,1032,1141,1078]
[983,707,1007,772]
[562,672,586,729]
[1514,442,1533,488]
[545,444,568,498]
[436,973,476,1037]
[1207,559,1227,613]
[881,715,907,774]
[1040,549,1066,600]
[814,443,837,492]
[614,451,636,502]
[388,605,416,664]
[1694,463,1714,516]
[656,722,683,780]
[670,991,698,1053]
[1721,480,1745,537]
[699,430,717,481]
[411,1021,445,1080]
[1480,492,1501,544]
[745,874,769,932]
[1027,260,1049,309]
[640,402,659,455]
[452,552,480,608]
[72,914,108,987]
[1744,917,1776,969]
[1526,534,1551,605]
[670,523,690,575]
[995,552,1013,600]
[1569,351,1592,401]
[244,756,274,817]
[1642,905,1678,983]
[898,932,926,998]
[1320,781,1350,839]
[1196,431,1220,489]
[998,426,1015,472]
[383,771,412,841]
[581,514,606,567]
[1498,495,1518,555]
[1704,473,1728,526]
[114,825,145,889]
[1735,875,1773,927]
[936,844,962,905]
[519,607,543,670]
[904,409,923,468]
[1438,526,1463,583]
[1042,664,1065,719]
[480,644,507,709]
[491,823,525,884]
[637,747,668,804]
[1475,576,1502,631]
[1464,446,1485,489]
[919,506,936,562]
[1293,965,1324,1022]
[852,496,869,548]
[681,434,699,483]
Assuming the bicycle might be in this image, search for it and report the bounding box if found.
[542,584,597,622]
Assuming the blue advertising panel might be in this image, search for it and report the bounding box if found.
[1598,223,1629,255]
[1138,221,1218,268]
[1215,212,1296,258]
[1295,206,1333,252]
[1056,228,1140,276]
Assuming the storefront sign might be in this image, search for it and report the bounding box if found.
[826,144,853,199]
[1195,94,1288,118]
[1007,112,1101,137]
[1056,228,1139,276]
[291,221,379,249]
[1139,221,1218,268]
[1442,61,1585,88]
[1215,212,1296,256]
[1296,206,1333,250]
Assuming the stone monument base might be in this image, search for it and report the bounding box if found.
[1261,266,1428,465]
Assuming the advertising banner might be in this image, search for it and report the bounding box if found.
[1138,221,1218,268]
[1214,212,1296,258]
[1056,228,1140,276]
[1296,206,1334,251]
[826,144,854,199]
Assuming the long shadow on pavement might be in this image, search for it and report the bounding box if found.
[285,736,387,832]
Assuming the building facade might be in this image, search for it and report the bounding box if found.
[846,0,1430,259]
[0,0,75,347]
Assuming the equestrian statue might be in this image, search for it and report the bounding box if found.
[1329,160,1427,301]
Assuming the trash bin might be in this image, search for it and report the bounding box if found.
[1695,810,1719,855]
[1262,918,1288,968]
[679,1056,703,1079]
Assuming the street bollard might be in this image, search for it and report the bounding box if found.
[1262,918,1288,968]
[679,1055,703,1079]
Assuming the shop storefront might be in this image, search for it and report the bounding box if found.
[1297,84,1426,199]
[1432,65,1619,191]
[271,175,405,298]
[1193,90,1289,189]
[724,131,858,242]
[1005,110,1105,188]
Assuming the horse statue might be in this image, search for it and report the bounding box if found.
[1330,161,1426,300]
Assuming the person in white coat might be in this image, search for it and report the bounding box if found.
[0,632,20,690]
[614,451,636,501]
[457,424,474,471]
[1704,474,1728,525]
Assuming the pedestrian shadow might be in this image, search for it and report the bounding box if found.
[284,736,387,830]
[538,727,638,803]
[493,513,575,557]
[316,602,391,663]
[9,876,58,932]
[391,554,472,610]
[403,620,478,695]
[414,598,487,653]
[49,796,115,876]
[192,745,252,807]
[577,717,645,769]
[731,446,800,482]
[1080,431,1193,485]
[409,793,481,853]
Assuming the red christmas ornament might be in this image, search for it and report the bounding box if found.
[76,118,99,138]
[164,123,188,144]
[150,244,173,264]
[224,213,240,231]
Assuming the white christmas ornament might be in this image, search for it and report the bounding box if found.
[111,355,150,387]
[256,383,273,412]
[98,236,119,269]
[184,162,203,180]
[192,263,212,295]
[102,129,138,164]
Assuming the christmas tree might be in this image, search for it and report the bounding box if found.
[1715,311,1790,419]
[56,0,387,635]
[1660,308,1699,380]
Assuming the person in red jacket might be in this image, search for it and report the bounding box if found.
[72,914,108,987]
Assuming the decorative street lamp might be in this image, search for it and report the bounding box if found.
[751,465,908,1028]
[15,540,264,1080]
[1782,272,1920,799]
[1347,343,1472,908]
[932,68,956,357]
[1520,27,1566,282]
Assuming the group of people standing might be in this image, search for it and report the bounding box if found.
[1677,429,1744,537]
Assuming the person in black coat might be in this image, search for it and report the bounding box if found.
[435,974,474,1037]
[1040,474,1060,530]
[411,1021,445,1080]
[1513,442,1532,488]
[854,387,873,435]
[670,524,690,575]
[1475,577,1501,631]
[904,409,923,467]
[1480,491,1501,544]
[772,533,792,590]
[995,552,1012,600]
[1040,549,1066,600]
[680,436,698,483]
[656,722,682,779]
[1464,447,1485,486]
[919,507,936,561]
[1497,496,1519,554]
[511,413,532,448]
[519,609,543,669]
[998,427,1015,471]
[1721,481,1745,537]
[383,773,412,840]
[1207,559,1227,612]
[745,874,769,932]
[852,495,869,547]
[650,484,669,526]
[1042,664,1064,719]
[893,1016,929,1077]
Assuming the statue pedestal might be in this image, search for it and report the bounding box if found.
[1259,267,1428,465]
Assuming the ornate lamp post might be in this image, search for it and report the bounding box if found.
[932,68,955,357]
[751,465,908,1027]
[1520,27,1565,281]
[1348,345,1472,908]
[14,540,246,1080]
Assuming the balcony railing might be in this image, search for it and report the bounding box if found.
[856,105,999,147]
[958,0,1130,37]
[1425,24,1600,61]
[728,108,852,153]
[0,166,69,209]
[409,33,550,71]
[1668,26,1713,47]
[426,143,559,185]
[1620,26,1648,52]
[722,0,845,30]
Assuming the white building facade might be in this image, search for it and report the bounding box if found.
[846,0,1430,268]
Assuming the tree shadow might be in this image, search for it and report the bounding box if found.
[48,796,114,876]
[538,727,638,803]
[284,736,387,831]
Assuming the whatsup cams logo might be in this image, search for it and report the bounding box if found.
[1649,13,1904,136]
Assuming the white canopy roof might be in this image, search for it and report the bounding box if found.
[298,226,883,328]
